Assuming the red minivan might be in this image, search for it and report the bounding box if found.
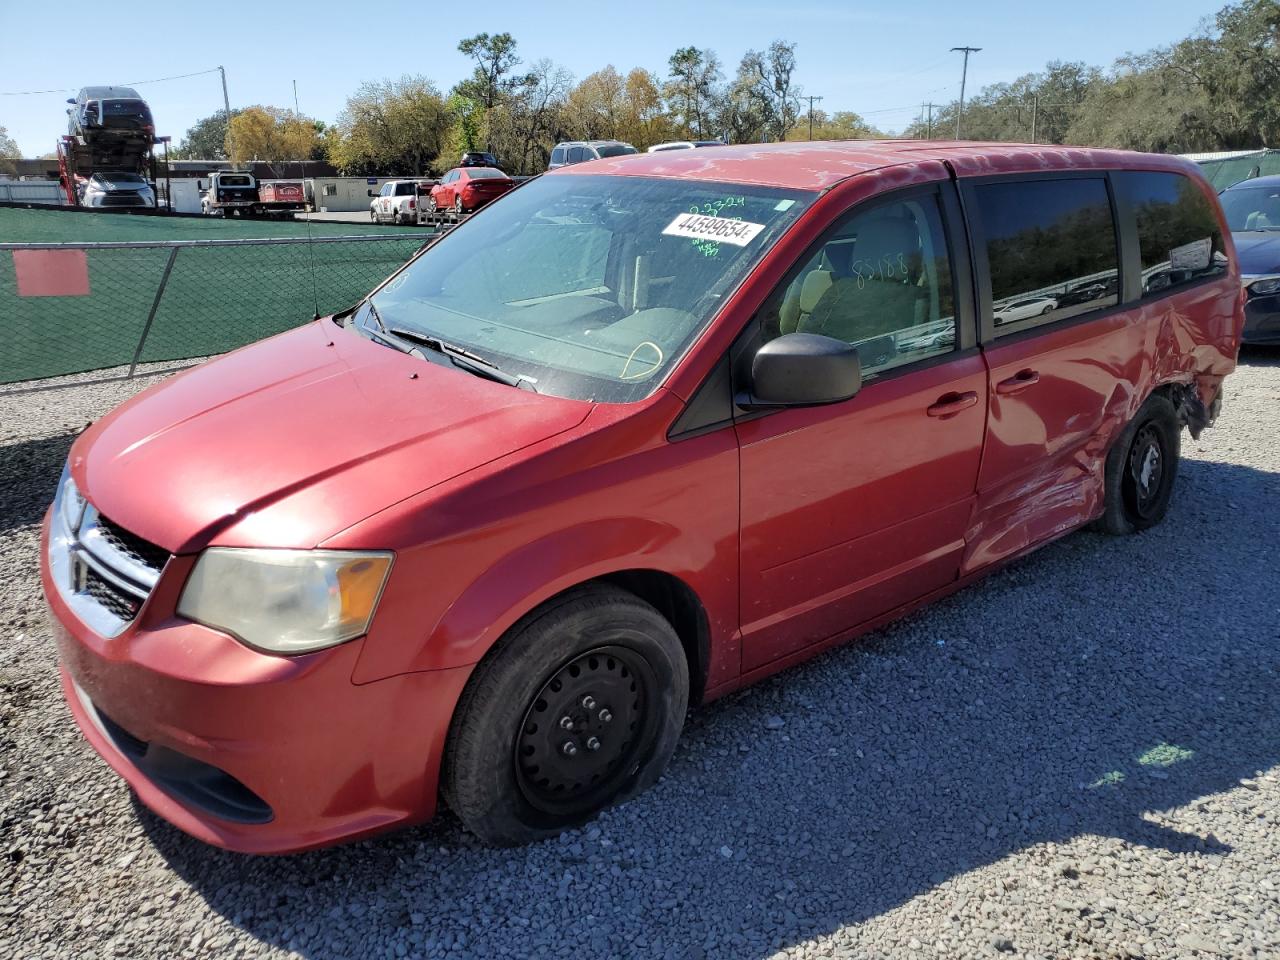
[42,142,1243,852]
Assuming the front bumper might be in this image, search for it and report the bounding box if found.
[41,510,473,854]
[1243,293,1280,345]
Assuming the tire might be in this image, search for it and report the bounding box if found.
[454,195,465,216]
[370,209,377,223]
[1040,304,1053,315]
[1097,393,1180,535]
[442,585,689,845]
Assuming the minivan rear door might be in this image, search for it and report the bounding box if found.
[960,173,1132,570]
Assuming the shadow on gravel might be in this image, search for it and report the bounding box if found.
[0,432,78,534]
[138,454,1280,959]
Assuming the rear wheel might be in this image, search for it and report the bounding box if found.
[443,586,688,845]
[1097,393,1180,534]
[454,195,465,216]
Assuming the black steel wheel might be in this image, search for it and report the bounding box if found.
[1123,421,1167,522]
[443,586,688,845]
[515,645,657,817]
[1098,393,1180,534]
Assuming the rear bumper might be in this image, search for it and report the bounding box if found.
[42,513,473,854]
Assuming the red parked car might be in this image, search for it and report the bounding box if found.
[43,141,1242,853]
[430,166,515,214]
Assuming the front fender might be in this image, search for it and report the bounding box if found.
[351,517,723,685]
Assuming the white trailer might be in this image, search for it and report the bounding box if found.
[305,177,400,212]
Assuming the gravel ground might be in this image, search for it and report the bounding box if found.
[2,354,1279,960]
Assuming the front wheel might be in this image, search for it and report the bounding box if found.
[1097,393,1181,534]
[442,586,689,845]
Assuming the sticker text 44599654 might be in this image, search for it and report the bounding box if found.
[662,212,767,248]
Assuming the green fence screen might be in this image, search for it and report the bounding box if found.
[1,234,427,385]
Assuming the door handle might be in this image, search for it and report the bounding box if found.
[995,369,1040,395]
[926,390,980,418]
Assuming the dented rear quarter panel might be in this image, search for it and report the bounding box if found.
[959,156,1242,572]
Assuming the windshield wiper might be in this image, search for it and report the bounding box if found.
[362,300,536,391]
[388,325,537,392]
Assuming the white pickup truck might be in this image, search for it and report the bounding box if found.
[369,180,428,225]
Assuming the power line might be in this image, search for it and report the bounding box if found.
[1,67,221,97]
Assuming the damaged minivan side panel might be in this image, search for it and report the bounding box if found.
[959,167,1239,571]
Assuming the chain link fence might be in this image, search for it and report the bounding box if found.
[0,235,430,391]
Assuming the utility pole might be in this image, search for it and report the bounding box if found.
[1030,93,1038,144]
[950,46,981,140]
[922,102,938,139]
[219,65,236,164]
[806,95,824,140]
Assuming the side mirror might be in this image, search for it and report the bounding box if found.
[741,333,862,408]
[67,98,76,105]
[367,189,376,197]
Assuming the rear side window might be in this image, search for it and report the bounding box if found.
[394,183,415,196]
[567,147,586,164]
[1117,171,1228,296]
[973,177,1119,329]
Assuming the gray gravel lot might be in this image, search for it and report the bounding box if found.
[2,354,1279,960]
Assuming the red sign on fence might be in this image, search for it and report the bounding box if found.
[12,249,91,297]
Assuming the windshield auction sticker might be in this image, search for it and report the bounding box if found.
[662,212,766,247]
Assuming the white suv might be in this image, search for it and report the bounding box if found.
[369,181,420,225]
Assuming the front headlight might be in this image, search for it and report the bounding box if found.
[1248,277,1280,297]
[52,464,86,535]
[177,548,393,654]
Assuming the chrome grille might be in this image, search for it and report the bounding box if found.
[93,515,170,570]
[49,490,169,637]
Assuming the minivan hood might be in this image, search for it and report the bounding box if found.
[70,322,591,553]
[1232,231,1280,275]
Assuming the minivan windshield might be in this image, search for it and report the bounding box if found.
[368,174,813,401]
[1221,184,1280,231]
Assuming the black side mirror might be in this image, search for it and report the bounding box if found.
[740,333,862,408]
[367,189,376,197]
[67,98,76,105]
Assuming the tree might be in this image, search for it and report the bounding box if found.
[225,106,321,172]
[716,59,772,145]
[665,47,722,138]
[901,61,1099,144]
[619,69,671,148]
[565,66,627,140]
[327,76,450,175]
[457,33,534,109]
[785,109,882,141]
[502,58,573,173]
[0,125,18,175]
[173,109,241,160]
[742,40,802,141]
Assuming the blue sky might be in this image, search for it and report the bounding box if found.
[1,0,1216,156]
